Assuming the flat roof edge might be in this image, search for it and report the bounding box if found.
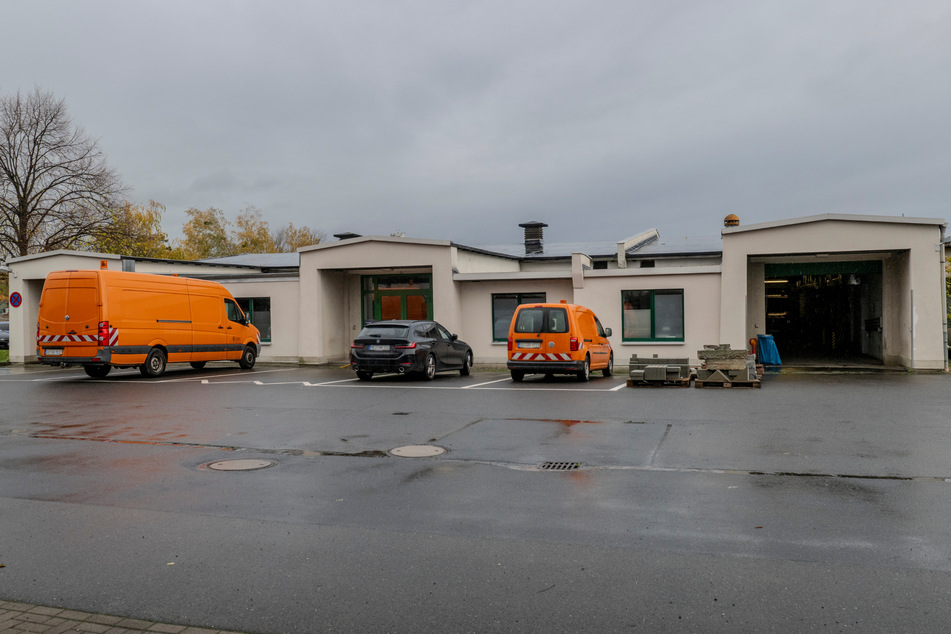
[723,213,947,234]
[300,235,452,253]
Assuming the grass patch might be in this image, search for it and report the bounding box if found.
[0,350,9,364]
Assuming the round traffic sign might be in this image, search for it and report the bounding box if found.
[9,292,21,308]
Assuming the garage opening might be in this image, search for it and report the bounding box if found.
[764,261,883,364]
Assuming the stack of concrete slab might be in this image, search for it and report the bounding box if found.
[627,354,694,387]
[695,344,760,388]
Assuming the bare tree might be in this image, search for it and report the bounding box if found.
[0,87,127,259]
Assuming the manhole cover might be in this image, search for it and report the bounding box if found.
[204,459,277,471]
[389,445,447,458]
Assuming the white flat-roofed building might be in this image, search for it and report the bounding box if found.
[4,213,947,371]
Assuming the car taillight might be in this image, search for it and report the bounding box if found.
[351,343,365,349]
[507,337,513,351]
[570,337,579,351]
[98,321,110,346]
[395,342,417,349]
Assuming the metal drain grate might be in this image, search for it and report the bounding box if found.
[539,461,583,471]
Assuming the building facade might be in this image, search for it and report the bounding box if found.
[4,213,948,371]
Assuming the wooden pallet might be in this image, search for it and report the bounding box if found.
[694,379,761,389]
[626,376,693,388]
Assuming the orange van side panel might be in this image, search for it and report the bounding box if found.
[37,269,260,369]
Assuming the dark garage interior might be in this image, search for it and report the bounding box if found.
[764,261,884,364]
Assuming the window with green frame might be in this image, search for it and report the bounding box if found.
[491,292,546,341]
[236,297,271,343]
[621,289,684,341]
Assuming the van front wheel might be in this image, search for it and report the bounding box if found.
[239,346,257,370]
[141,348,167,378]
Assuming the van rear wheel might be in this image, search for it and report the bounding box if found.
[577,356,590,382]
[141,348,167,378]
[239,345,256,369]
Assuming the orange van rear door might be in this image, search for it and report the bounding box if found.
[38,272,100,353]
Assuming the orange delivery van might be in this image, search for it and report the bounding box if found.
[36,269,261,378]
[507,301,613,382]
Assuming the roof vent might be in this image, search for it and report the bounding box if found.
[334,232,361,241]
[519,221,548,255]
[724,214,740,227]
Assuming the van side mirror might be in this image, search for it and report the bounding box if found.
[604,327,612,337]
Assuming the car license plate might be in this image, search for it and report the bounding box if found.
[517,341,541,349]
[45,348,63,356]
[368,344,390,351]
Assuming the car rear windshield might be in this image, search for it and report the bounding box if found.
[358,324,410,339]
[514,307,569,334]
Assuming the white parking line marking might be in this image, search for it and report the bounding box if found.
[462,377,512,389]
[304,378,360,386]
[156,367,297,383]
[609,382,628,391]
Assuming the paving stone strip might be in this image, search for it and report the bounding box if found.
[0,601,248,634]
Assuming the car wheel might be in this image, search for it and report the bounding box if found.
[603,353,614,377]
[510,370,524,382]
[141,348,167,378]
[239,345,256,369]
[190,361,207,370]
[577,356,590,382]
[423,354,437,380]
[84,364,111,378]
[460,351,473,376]
[356,370,373,381]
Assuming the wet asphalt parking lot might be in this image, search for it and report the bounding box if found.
[1,363,951,632]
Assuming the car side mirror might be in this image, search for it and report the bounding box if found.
[450,334,458,342]
[604,327,612,337]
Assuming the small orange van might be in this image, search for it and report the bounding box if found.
[36,269,261,378]
[507,301,613,381]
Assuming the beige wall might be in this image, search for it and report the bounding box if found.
[221,278,301,363]
[574,269,722,366]
[721,216,946,369]
[457,279,575,364]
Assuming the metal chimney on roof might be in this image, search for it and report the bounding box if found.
[519,221,548,255]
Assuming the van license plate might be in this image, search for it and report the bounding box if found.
[518,341,541,349]
[45,348,63,356]
[369,345,390,351]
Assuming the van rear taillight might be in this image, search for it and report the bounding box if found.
[507,337,513,351]
[570,337,579,352]
[98,321,109,346]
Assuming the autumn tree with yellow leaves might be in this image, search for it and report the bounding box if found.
[172,205,324,260]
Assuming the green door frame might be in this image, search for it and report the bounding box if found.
[361,274,433,323]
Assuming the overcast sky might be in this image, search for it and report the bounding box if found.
[4,1,950,247]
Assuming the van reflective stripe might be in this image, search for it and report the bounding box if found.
[511,352,573,361]
[37,334,98,343]
[38,326,118,346]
